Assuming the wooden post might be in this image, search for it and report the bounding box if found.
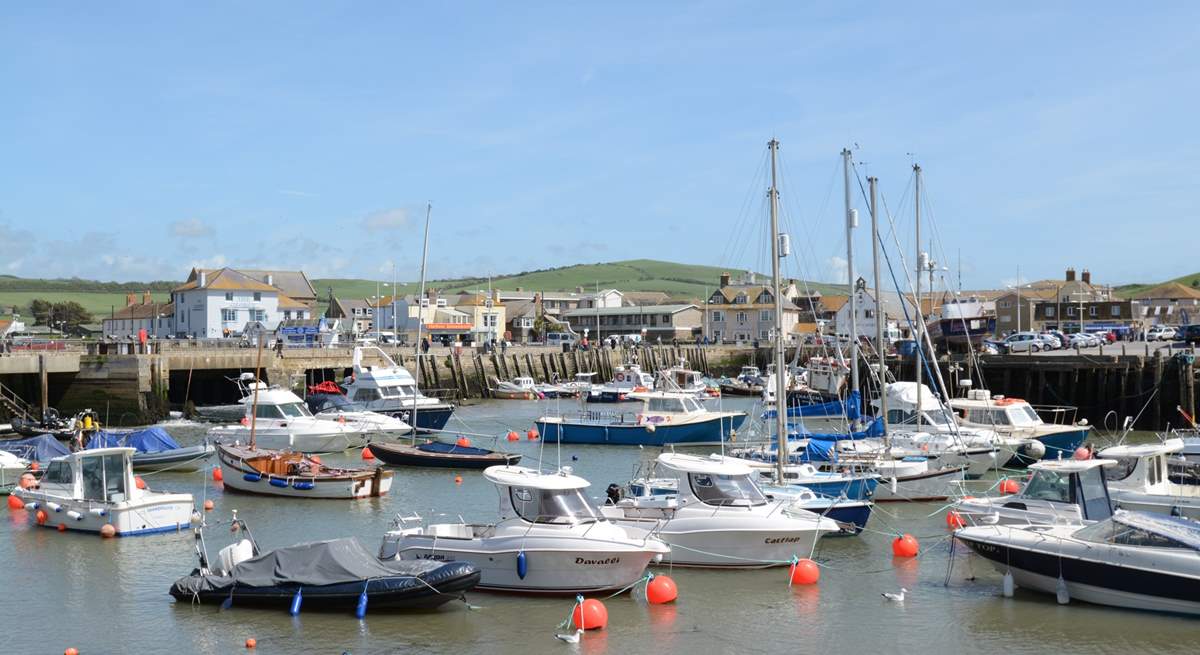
[38,353,48,418]
[1152,352,1164,429]
[473,354,491,398]
[525,353,537,382]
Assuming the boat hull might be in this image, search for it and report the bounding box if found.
[368,442,521,469]
[537,414,747,446]
[16,490,194,536]
[217,449,391,499]
[609,518,828,568]
[872,466,966,502]
[132,444,215,472]
[1003,427,1091,467]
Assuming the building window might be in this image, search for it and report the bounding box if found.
[662,314,672,323]
[283,311,291,320]
[221,309,237,322]
[1000,315,1011,324]
[253,292,262,301]
[864,309,875,318]
[736,312,747,323]
[999,301,1010,309]
[711,311,724,322]
[760,310,771,321]
[1089,306,1097,317]
[759,329,769,339]
[1045,307,1055,317]
[734,294,747,304]
[253,309,265,322]
[1067,307,1076,317]
[1111,305,1120,317]
[224,292,233,301]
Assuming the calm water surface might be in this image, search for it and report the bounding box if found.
[2,398,1195,654]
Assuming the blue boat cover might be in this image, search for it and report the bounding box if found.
[85,427,182,454]
[0,435,71,462]
[762,390,862,421]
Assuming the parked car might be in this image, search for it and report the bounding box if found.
[1002,331,1051,353]
[1038,332,1063,349]
[1146,325,1175,341]
[1046,330,1070,349]
[1181,324,1200,345]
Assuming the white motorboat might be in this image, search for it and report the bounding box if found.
[208,386,366,454]
[1,450,30,493]
[493,377,540,400]
[557,372,597,398]
[14,447,194,535]
[868,457,967,502]
[657,359,711,398]
[1099,439,1200,520]
[303,392,414,436]
[957,510,1200,615]
[599,453,841,568]
[216,443,392,499]
[832,431,996,480]
[379,465,669,593]
[338,346,455,432]
[949,389,1089,465]
[954,459,1117,526]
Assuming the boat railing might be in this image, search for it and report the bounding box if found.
[565,410,639,424]
[1030,404,1080,426]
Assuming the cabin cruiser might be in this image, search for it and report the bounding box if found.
[949,389,1089,465]
[379,465,670,593]
[600,453,841,567]
[954,459,1117,526]
[656,359,711,398]
[588,364,653,402]
[1099,439,1200,520]
[339,346,455,432]
[957,510,1200,615]
[557,372,597,397]
[925,296,996,350]
[14,447,194,535]
[536,391,746,446]
[208,386,366,454]
[492,376,562,400]
[303,393,414,436]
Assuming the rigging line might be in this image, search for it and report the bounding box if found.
[722,147,772,272]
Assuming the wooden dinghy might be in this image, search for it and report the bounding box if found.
[217,443,392,498]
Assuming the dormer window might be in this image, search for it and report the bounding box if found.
[734,294,748,304]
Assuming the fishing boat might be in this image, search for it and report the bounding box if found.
[657,359,711,398]
[949,389,1089,464]
[957,510,1200,615]
[84,427,215,472]
[954,459,1116,526]
[14,447,194,535]
[600,453,841,567]
[1099,439,1200,520]
[925,296,997,351]
[208,385,366,454]
[368,439,521,469]
[557,372,597,397]
[217,443,392,499]
[535,391,746,446]
[171,514,480,611]
[338,346,455,431]
[588,364,653,402]
[492,377,540,400]
[379,465,670,593]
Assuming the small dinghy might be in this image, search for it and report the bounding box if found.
[217,443,392,498]
[368,439,521,469]
[85,427,214,472]
[171,515,480,612]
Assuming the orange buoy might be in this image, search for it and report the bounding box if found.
[203,499,214,511]
[7,495,25,510]
[65,648,79,655]
[36,509,48,525]
[135,476,147,490]
[310,455,322,465]
[100,523,116,538]
[646,575,678,603]
[57,523,67,532]
[506,431,519,441]
[454,475,463,485]
[946,511,966,529]
[456,436,472,447]
[19,472,37,489]
[526,428,539,441]
[1073,446,1091,460]
[998,478,1020,495]
[571,598,608,630]
[361,446,375,460]
[245,638,257,649]
[891,534,919,558]
[789,558,820,585]
[30,461,39,471]
[212,466,224,482]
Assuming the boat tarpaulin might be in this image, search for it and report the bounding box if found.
[763,390,862,421]
[0,435,71,462]
[175,538,446,594]
[85,427,182,454]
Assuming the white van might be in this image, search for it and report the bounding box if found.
[545,332,576,347]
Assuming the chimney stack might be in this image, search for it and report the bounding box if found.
[126,293,136,306]
[198,270,207,287]
[1065,267,1076,282]
[266,273,274,287]
[142,291,151,305]
[1081,269,1091,285]
[719,272,731,288]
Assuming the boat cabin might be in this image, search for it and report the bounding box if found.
[511,377,536,390]
[737,366,762,382]
[484,465,606,526]
[654,453,767,508]
[1017,459,1116,521]
[629,391,705,417]
[1098,439,1190,494]
[950,389,1075,428]
[39,447,141,504]
[242,388,315,420]
[1073,510,1200,551]
[611,365,653,390]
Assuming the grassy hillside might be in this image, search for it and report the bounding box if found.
[0,291,172,319]
[1114,272,1200,298]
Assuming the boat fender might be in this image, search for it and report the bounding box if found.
[243,473,262,483]
[1055,575,1069,605]
[1002,571,1014,597]
[268,478,289,488]
[356,582,369,619]
[293,481,315,491]
[47,502,62,513]
[517,551,528,579]
[88,508,107,517]
[66,510,83,521]
[23,502,39,511]
[290,587,303,616]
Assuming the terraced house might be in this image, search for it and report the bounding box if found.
[703,272,806,344]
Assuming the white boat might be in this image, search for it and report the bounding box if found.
[957,510,1200,615]
[657,359,711,398]
[1,450,30,493]
[588,364,653,401]
[599,453,841,568]
[557,372,597,397]
[1099,439,1200,520]
[208,386,366,454]
[14,447,194,535]
[379,465,670,593]
[304,393,414,436]
[949,389,1089,464]
[339,346,455,432]
[954,459,1117,526]
[493,377,540,400]
[216,443,392,499]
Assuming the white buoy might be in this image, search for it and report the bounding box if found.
[88,508,107,517]
[1002,571,1014,597]
[1055,575,1070,605]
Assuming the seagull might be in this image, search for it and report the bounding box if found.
[882,588,907,602]
[555,629,583,644]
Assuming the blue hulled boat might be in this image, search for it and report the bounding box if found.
[536,391,746,446]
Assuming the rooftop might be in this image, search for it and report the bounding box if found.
[563,303,697,317]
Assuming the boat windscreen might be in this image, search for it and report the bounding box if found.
[1022,469,1071,503]
[509,487,603,525]
[279,403,312,418]
[688,472,767,507]
[1076,513,1200,551]
[1008,405,1042,426]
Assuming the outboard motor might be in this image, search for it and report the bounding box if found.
[605,483,621,505]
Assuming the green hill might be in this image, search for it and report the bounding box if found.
[1115,272,1200,298]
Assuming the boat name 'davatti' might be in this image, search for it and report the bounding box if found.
[575,556,621,565]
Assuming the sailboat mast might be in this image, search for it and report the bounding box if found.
[413,202,432,435]
[869,176,887,438]
[249,337,263,449]
[913,164,923,431]
[843,149,859,399]
[768,139,787,483]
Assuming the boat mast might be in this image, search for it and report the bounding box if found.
[249,337,263,449]
[413,202,432,436]
[913,164,923,432]
[869,175,887,439]
[768,139,787,483]
[842,148,859,403]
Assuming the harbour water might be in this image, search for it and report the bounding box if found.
[2,397,1195,654]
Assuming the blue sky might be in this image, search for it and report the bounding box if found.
[1,3,1196,290]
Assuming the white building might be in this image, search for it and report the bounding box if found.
[834,287,912,343]
[578,289,624,309]
[102,292,175,338]
[171,268,311,338]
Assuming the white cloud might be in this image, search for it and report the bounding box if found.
[169,218,215,239]
[828,256,848,282]
[362,208,408,232]
[189,254,228,270]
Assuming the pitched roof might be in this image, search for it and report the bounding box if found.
[821,295,849,312]
[563,304,697,318]
[234,269,317,301]
[106,301,175,321]
[1132,282,1200,301]
[505,300,538,318]
[277,294,308,309]
[174,268,278,293]
[622,291,671,306]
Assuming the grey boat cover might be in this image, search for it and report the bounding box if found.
[182,538,444,592]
